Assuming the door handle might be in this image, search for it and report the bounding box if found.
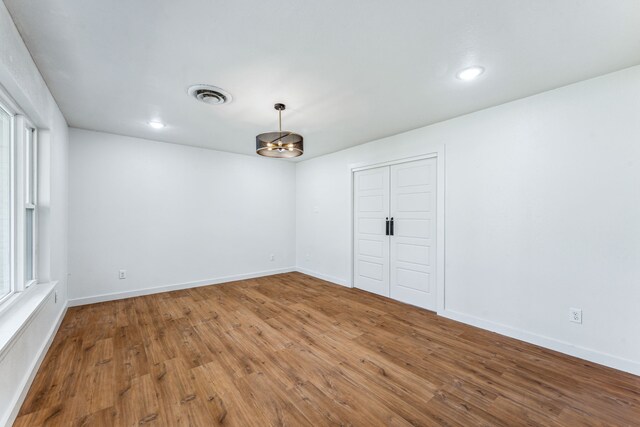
[390,217,394,236]
[385,217,389,236]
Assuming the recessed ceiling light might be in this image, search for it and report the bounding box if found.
[148,120,165,129]
[457,66,485,81]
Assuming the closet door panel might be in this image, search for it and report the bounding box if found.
[353,166,390,297]
[390,158,437,310]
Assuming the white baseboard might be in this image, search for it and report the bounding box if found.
[440,308,640,376]
[68,267,296,307]
[295,267,350,287]
[4,301,67,427]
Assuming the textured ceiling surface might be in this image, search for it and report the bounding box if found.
[6,0,640,159]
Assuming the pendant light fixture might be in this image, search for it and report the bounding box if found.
[256,103,303,158]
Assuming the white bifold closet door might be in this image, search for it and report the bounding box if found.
[354,158,436,311]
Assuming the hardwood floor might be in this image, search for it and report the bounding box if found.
[15,272,640,426]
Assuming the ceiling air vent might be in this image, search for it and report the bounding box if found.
[187,84,233,105]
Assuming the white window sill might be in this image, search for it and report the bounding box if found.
[0,282,57,359]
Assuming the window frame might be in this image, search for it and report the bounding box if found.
[23,121,37,289]
[0,100,15,305]
[0,89,39,307]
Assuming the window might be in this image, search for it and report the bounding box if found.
[24,125,37,287]
[0,95,38,305]
[0,105,11,302]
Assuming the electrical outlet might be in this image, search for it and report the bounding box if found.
[569,308,582,324]
[119,269,127,279]
[270,254,275,261]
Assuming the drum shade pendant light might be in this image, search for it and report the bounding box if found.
[256,103,303,158]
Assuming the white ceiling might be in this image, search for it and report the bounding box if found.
[6,0,640,160]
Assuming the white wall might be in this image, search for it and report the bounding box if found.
[296,65,640,375]
[68,128,296,304]
[0,1,69,425]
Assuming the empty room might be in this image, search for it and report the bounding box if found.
[1,0,639,425]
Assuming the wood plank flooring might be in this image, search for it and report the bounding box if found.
[15,272,640,426]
